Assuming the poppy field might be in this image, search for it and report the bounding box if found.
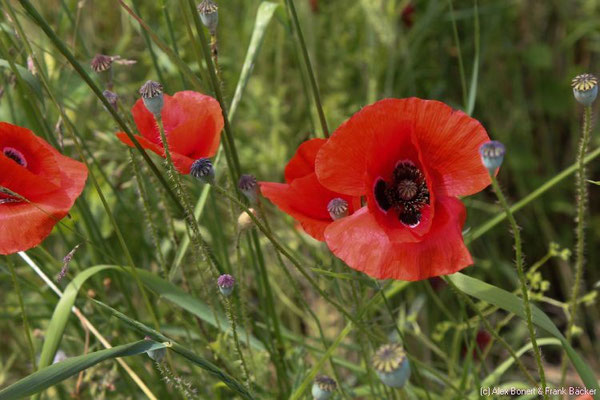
[1,1,600,399]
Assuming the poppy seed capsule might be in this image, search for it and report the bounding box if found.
[479,141,505,173]
[197,0,219,35]
[372,343,411,389]
[572,73,598,106]
[327,198,348,220]
[311,375,337,400]
[217,274,235,297]
[91,54,113,73]
[139,80,164,116]
[190,158,215,184]
[238,174,259,203]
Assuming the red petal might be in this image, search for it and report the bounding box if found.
[325,196,472,281]
[259,174,357,241]
[131,98,161,144]
[284,138,326,183]
[410,98,491,196]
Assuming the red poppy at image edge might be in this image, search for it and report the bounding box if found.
[314,98,492,281]
[0,122,88,255]
[259,138,361,242]
[116,91,224,174]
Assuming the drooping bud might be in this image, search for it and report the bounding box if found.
[139,80,164,116]
[91,54,113,73]
[327,198,348,220]
[372,343,411,389]
[237,208,256,231]
[144,336,166,362]
[238,174,259,203]
[478,141,505,174]
[311,375,337,400]
[197,0,219,35]
[217,274,235,297]
[572,73,598,106]
[190,158,215,184]
[103,90,119,110]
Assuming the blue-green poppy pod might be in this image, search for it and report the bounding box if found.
[311,375,337,400]
[572,73,598,106]
[372,343,411,389]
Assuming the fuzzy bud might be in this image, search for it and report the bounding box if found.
[311,375,337,400]
[139,80,164,116]
[190,158,215,184]
[238,174,259,203]
[372,343,411,389]
[237,208,256,231]
[572,73,598,106]
[197,0,219,35]
[217,274,235,297]
[327,198,348,220]
[479,141,505,174]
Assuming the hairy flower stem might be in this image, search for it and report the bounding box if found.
[224,297,252,395]
[6,256,36,370]
[561,105,592,384]
[490,175,547,398]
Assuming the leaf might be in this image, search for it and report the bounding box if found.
[448,272,599,392]
[0,340,166,400]
[0,59,42,100]
[587,179,600,185]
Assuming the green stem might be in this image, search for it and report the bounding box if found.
[490,175,547,398]
[224,297,253,395]
[284,0,329,137]
[446,0,468,109]
[6,256,37,370]
[561,105,592,384]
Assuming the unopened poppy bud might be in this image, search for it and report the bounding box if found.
[139,80,164,116]
[327,198,348,220]
[372,343,411,389]
[479,141,505,174]
[217,274,235,297]
[311,375,336,400]
[572,73,598,106]
[103,90,119,110]
[237,208,256,231]
[144,336,166,362]
[238,174,259,203]
[197,0,219,35]
[190,158,215,184]
[91,54,113,73]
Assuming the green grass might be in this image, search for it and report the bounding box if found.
[1,0,599,399]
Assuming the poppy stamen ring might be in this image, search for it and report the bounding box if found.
[3,147,27,168]
[374,161,430,227]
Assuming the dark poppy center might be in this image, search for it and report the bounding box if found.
[3,147,27,168]
[374,161,430,227]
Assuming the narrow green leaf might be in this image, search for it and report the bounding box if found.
[448,272,599,392]
[0,59,42,100]
[0,340,166,399]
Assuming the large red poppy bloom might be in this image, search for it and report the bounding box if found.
[315,98,491,280]
[0,122,88,255]
[259,138,361,241]
[116,91,223,174]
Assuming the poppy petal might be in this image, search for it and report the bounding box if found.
[284,138,326,183]
[325,196,472,281]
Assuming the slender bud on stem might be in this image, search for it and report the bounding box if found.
[237,208,256,232]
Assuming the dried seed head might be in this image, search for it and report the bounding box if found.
[217,274,235,297]
[190,158,215,184]
[238,174,259,203]
[91,54,113,73]
[197,0,219,35]
[479,141,505,173]
[327,198,348,220]
[311,375,337,400]
[572,73,598,106]
[139,80,164,116]
[372,343,411,388]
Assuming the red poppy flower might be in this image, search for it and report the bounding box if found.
[0,122,88,255]
[259,138,361,241]
[315,98,491,280]
[116,91,224,174]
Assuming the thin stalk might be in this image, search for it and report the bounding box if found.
[284,0,329,137]
[6,256,37,370]
[223,297,253,395]
[446,0,468,109]
[489,175,547,398]
[561,105,592,384]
